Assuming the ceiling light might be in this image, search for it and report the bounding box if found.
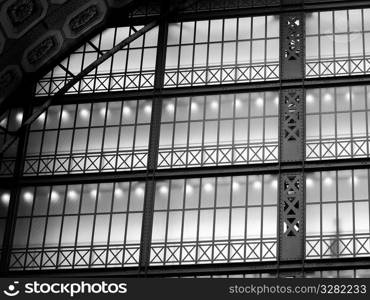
[324,93,333,102]
[204,183,213,192]
[50,191,59,202]
[61,110,70,121]
[166,104,175,113]
[256,97,264,107]
[191,102,199,111]
[232,182,240,191]
[159,185,169,194]
[324,177,333,186]
[123,106,131,116]
[144,105,152,114]
[271,179,278,189]
[306,94,314,103]
[23,191,33,203]
[68,190,78,201]
[186,184,194,194]
[253,181,262,189]
[135,186,145,197]
[79,108,90,119]
[1,193,10,206]
[114,188,123,197]
[306,178,314,188]
[100,107,107,117]
[16,112,23,124]
[90,189,97,198]
[345,92,351,101]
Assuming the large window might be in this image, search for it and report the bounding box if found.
[306,9,370,78]
[0,189,10,261]
[24,100,152,175]
[306,169,370,259]
[10,181,145,270]
[164,16,279,87]
[306,85,370,160]
[0,109,22,176]
[35,26,159,97]
[150,175,278,265]
[158,92,279,168]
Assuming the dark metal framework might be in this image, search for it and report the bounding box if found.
[2,0,370,277]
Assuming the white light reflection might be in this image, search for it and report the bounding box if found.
[186,184,194,195]
[79,109,90,119]
[204,183,213,192]
[16,112,23,124]
[256,97,264,107]
[135,186,145,197]
[23,192,33,203]
[50,191,59,202]
[306,178,314,188]
[1,193,10,206]
[68,190,78,201]
[324,177,333,186]
[114,188,123,197]
[253,181,262,189]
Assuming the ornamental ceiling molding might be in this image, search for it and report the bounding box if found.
[21,30,63,72]
[0,0,130,107]
[0,0,48,38]
[63,0,107,38]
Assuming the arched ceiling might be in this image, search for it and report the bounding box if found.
[0,0,138,109]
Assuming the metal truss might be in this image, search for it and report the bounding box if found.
[3,157,370,187]
[8,244,141,271]
[2,257,370,278]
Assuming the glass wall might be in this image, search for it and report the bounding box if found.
[306,169,370,259]
[306,9,370,78]
[306,85,370,160]
[158,92,279,168]
[150,175,278,265]
[0,109,22,176]
[10,181,145,270]
[24,100,152,175]
[35,26,159,97]
[164,16,279,87]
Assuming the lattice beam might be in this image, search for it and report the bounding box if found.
[280,89,305,162]
[280,13,305,80]
[279,173,304,261]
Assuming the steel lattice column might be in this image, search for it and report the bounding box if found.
[280,89,305,162]
[279,174,305,261]
[280,12,305,81]
[278,11,305,261]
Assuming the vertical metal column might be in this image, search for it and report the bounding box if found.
[279,173,304,260]
[278,11,305,262]
[280,89,305,162]
[139,2,168,272]
[280,12,305,81]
